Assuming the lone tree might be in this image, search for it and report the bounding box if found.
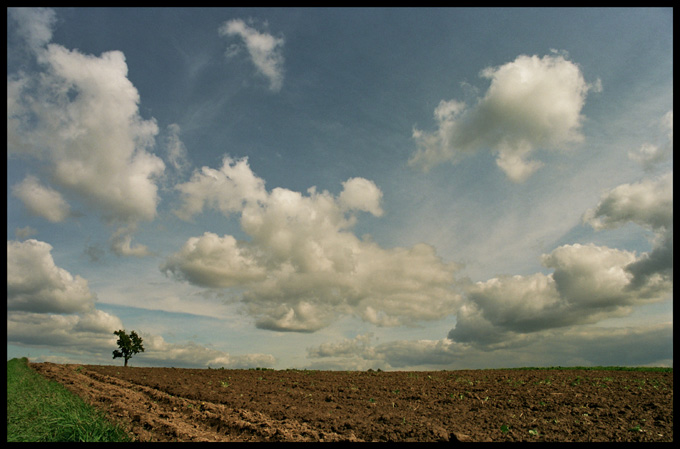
[112,329,145,367]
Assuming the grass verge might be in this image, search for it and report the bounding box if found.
[6,357,132,442]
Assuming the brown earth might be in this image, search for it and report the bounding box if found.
[29,362,672,442]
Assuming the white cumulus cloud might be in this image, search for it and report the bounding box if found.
[7,239,97,314]
[164,157,461,332]
[448,240,671,348]
[161,232,267,288]
[410,52,599,182]
[8,7,56,51]
[109,224,152,258]
[12,175,72,222]
[7,311,121,353]
[583,171,673,290]
[173,156,267,221]
[448,170,673,349]
[8,8,165,252]
[583,172,672,232]
[338,177,384,217]
[7,237,121,358]
[6,238,273,368]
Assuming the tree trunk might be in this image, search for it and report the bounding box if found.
[124,358,129,367]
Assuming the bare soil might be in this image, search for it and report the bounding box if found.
[29,362,672,442]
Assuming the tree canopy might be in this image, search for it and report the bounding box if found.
[112,329,144,367]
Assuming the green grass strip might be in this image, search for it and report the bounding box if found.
[6,357,132,442]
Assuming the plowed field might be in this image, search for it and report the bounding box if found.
[29,362,672,442]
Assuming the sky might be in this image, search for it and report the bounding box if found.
[7,7,673,370]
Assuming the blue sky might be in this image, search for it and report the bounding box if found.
[7,7,672,369]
